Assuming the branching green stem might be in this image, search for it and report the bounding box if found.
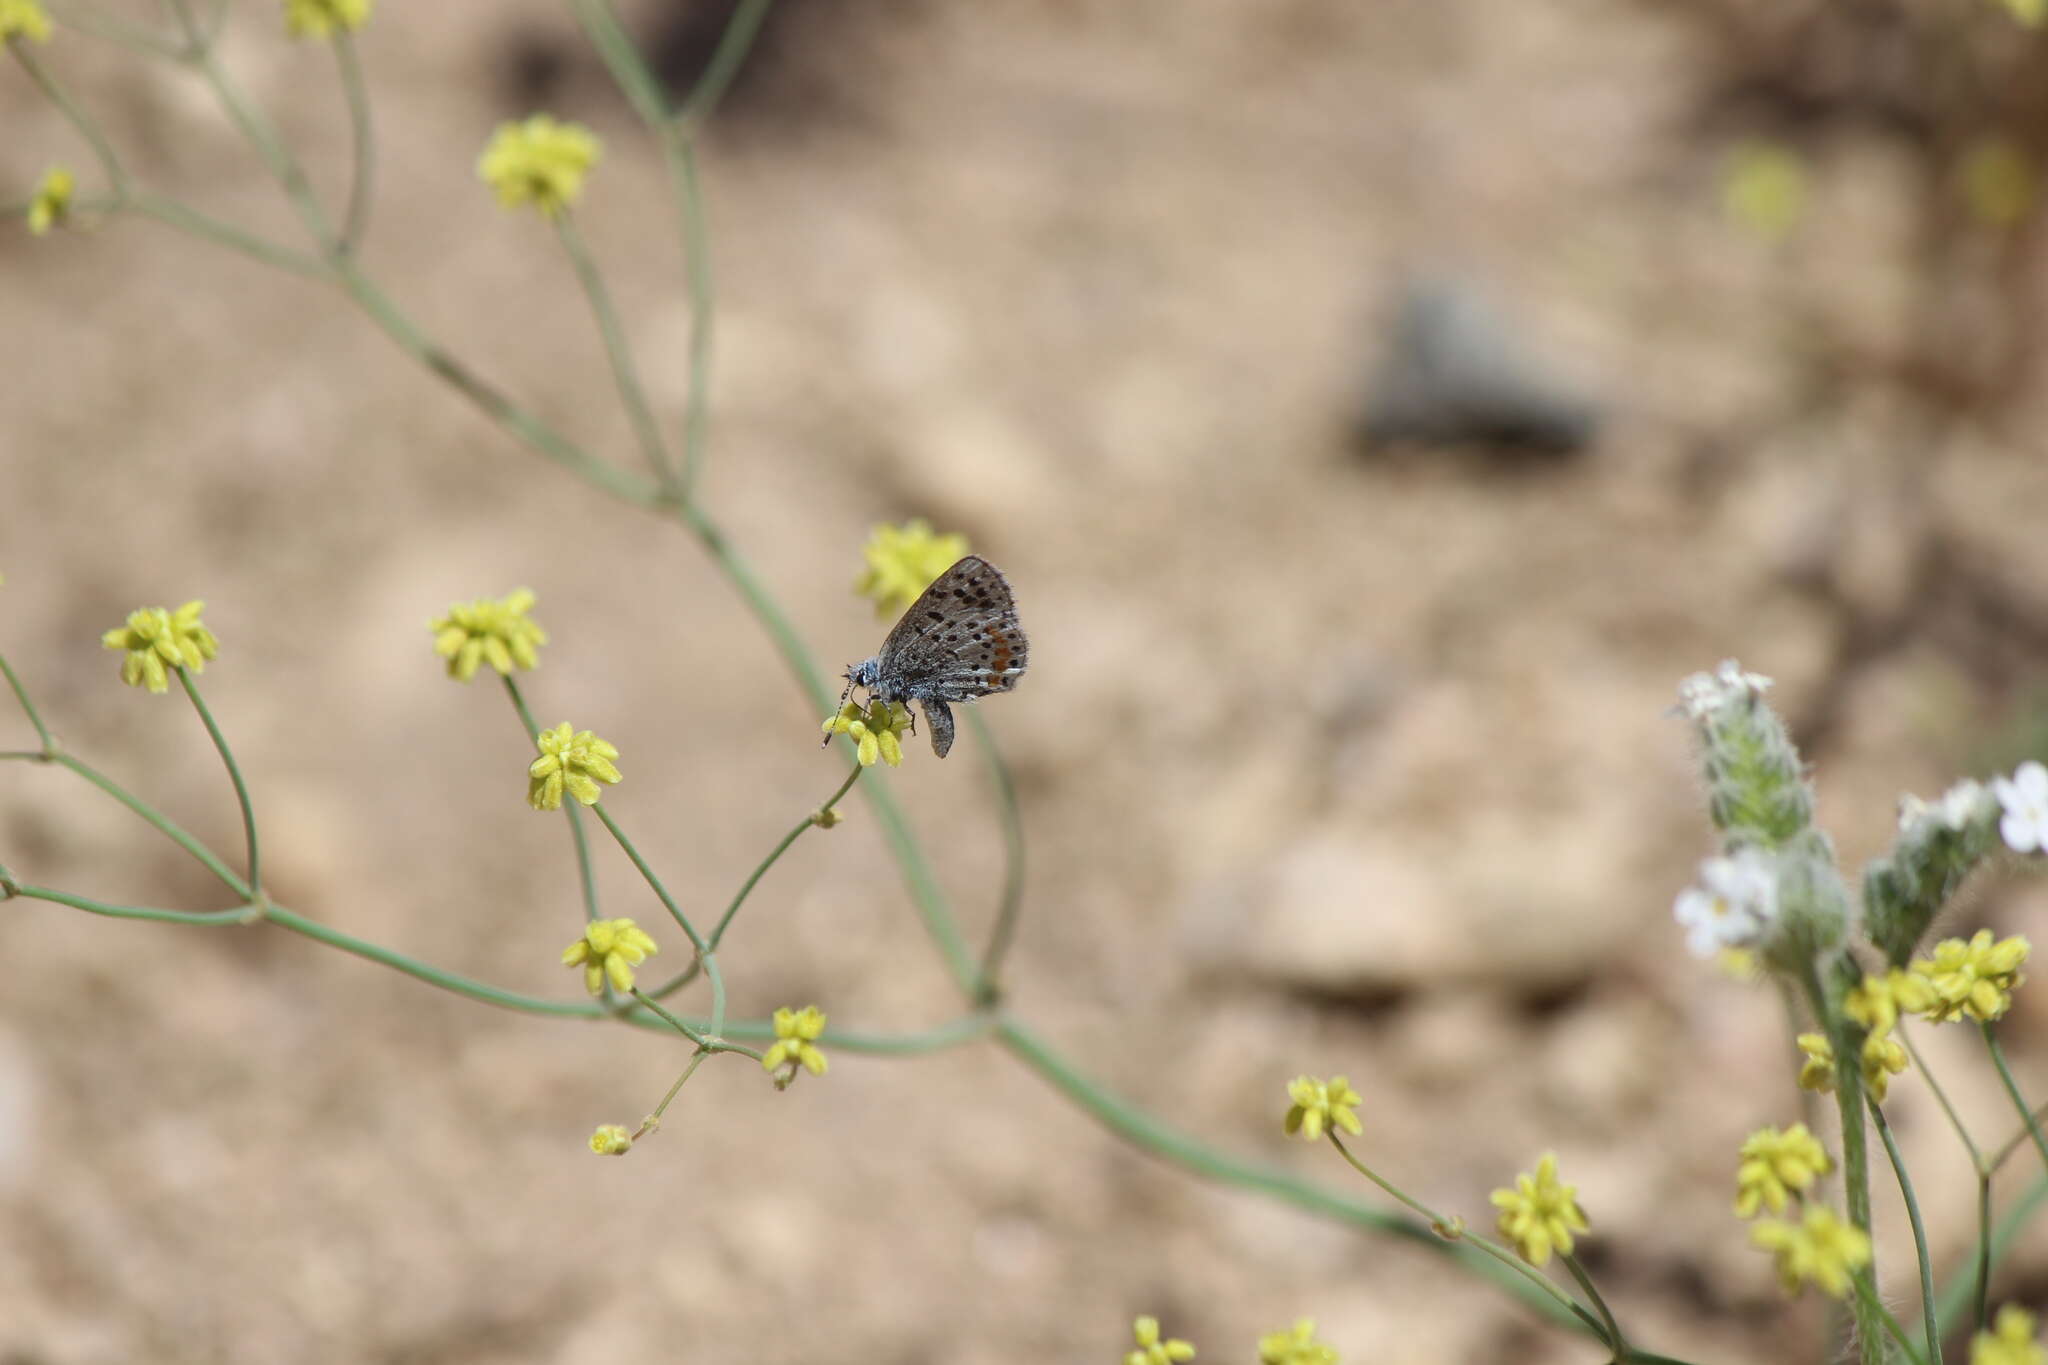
[1870,1100,1941,1365]
[178,669,261,895]
[333,32,375,255]
[555,210,677,490]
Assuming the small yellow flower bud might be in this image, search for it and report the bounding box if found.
[588,1124,634,1155]
[528,723,622,810]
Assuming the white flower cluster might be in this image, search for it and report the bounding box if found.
[1677,659,1774,721]
[1897,778,1994,836]
[1673,848,1779,959]
[1994,761,2048,854]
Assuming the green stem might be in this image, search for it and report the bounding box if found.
[45,2,188,56]
[1560,1253,1627,1359]
[713,763,860,949]
[51,752,249,896]
[1855,1272,1928,1365]
[554,211,676,490]
[333,32,375,256]
[643,1047,712,1130]
[0,651,54,751]
[1805,960,1885,1365]
[10,43,130,195]
[676,0,774,130]
[266,904,606,1017]
[329,259,658,504]
[168,0,335,247]
[967,707,1025,1005]
[702,949,727,1038]
[1870,1100,1941,1365]
[995,1015,1596,1339]
[178,669,261,895]
[500,677,601,923]
[127,191,330,276]
[589,802,706,953]
[1935,1174,2048,1337]
[1983,1025,2048,1177]
[625,987,714,1049]
[1902,1027,1985,1167]
[13,881,254,925]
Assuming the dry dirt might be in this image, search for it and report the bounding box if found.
[6,2,2048,1363]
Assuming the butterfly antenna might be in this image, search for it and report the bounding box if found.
[823,669,857,748]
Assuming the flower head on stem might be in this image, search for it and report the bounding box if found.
[528,723,621,810]
[1124,1316,1196,1365]
[855,519,970,619]
[478,115,601,217]
[431,588,547,681]
[763,1005,828,1089]
[1282,1074,1363,1143]
[1489,1152,1589,1267]
[102,601,219,693]
[1257,1318,1337,1365]
[1734,1123,1832,1218]
[283,0,372,38]
[27,166,71,235]
[822,700,911,768]
[1973,1304,2048,1365]
[0,0,51,42]
[588,1123,634,1156]
[1911,930,2029,1024]
[562,917,658,995]
[1749,1204,1871,1299]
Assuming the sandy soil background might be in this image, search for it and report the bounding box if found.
[6,1,2048,1361]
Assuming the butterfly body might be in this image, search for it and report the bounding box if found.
[842,556,1028,758]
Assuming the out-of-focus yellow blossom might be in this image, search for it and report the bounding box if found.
[102,601,219,693]
[0,0,52,42]
[1735,1124,1832,1218]
[1257,1318,1337,1365]
[588,1123,634,1155]
[1283,1074,1363,1143]
[1490,1152,1590,1267]
[283,0,372,38]
[528,723,622,810]
[1750,1205,1871,1299]
[1794,1030,1908,1103]
[27,166,71,235]
[854,519,970,620]
[1125,1316,1196,1365]
[1723,140,1807,240]
[1912,931,2029,1023]
[430,588,547,681]
[477,115,600,217]
[561,917,658,995]
[1974,1305,2048,1365]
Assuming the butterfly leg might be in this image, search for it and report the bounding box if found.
[922,698,956,759]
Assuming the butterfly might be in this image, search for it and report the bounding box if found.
[836,556,1029,758]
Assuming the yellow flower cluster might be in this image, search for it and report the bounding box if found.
[823,699,912,768]
[763,1005,829,1087]
[561,917,658,995]
[1911,931,2029,1024]
[588,1123,635,1156]
[283,0,372,39]
[1257,1318,1337,1365]
[1750,1205,1870,1299]
[1282,1074,1363,1143]
[1125,1316,1196,1365]
[477,115,601,217]
[1734,1124,1831,1219]
[101,601,220,693]
[27,166,71,235]
[1975,1305,2048,1365]
[1795,1030,1908,1104]
[528,722,622,810]
[0,0,51,42]
[431,588,547,682]
[854,519,970,620]
[1489,1152,1589,1267]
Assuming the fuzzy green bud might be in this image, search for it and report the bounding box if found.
[1678,661,1815,850]
[1864,779,2001,966]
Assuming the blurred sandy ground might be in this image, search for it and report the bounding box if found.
[5,1,2048,1361]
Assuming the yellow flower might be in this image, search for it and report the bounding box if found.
[1125,1316,1196,1365]
[1283,1074,1364,1143]
[101,601,219,693]
[1962,139,2038,229]
[1258,1318,1337,1365]
[477,115,601,217]
[528,723,622,810]
[1750,1205,1871,1299]
[822,699,912,767]
[1490,1152,1590,1267]
[1794,1030,1908,1103]
[1722,140,1807,240]
[561,917,658,995]
[282,0,371,38]
[588,1123,634,1155]
[854,519,971,620]
[430,588,547,682]
[763,1005,829,1086]
[26,166,71,235]
[1845,968,1936,1034]
[0,0,51,42]
[1974,1305,2048,1365]
[1912,930,2029,1023]
[1997,0,2045,28]
[1735,1124,1833,1218]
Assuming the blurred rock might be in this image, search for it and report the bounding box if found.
[1357,275,1600,456]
